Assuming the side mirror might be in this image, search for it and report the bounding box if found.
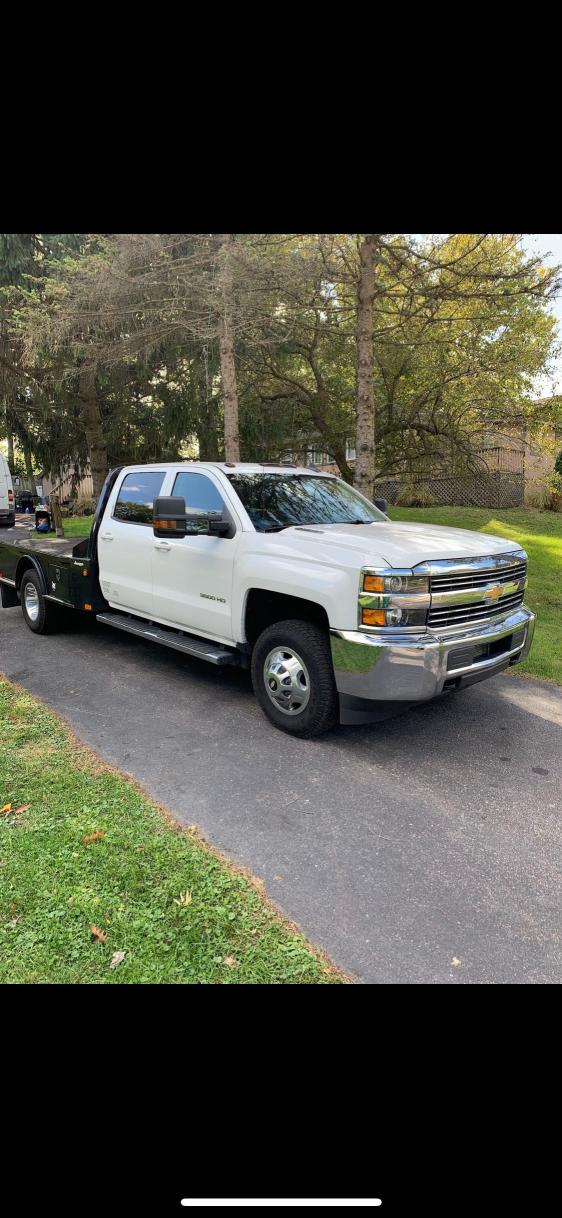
[374,498,388,514]
[153,496,187,538]
[153,498,231,539]
[207,512,230,537]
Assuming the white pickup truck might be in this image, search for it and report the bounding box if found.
[0,462,535,735]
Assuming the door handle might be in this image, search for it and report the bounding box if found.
[154,541,171,551]
[101,532,114,541]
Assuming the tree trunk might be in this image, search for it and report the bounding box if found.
[49,493,65,538]
[23,444,33,479]
[79,367,108,499]
[217,235,240,462]
[7,430,14,470]
[354,234,378,499]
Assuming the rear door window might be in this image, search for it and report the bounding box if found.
[113,471,166,525]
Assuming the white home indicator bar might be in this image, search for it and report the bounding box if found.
[181,1202,382,1208]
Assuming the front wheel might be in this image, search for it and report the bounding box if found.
[20,569,60,634]
[251,619,339,737]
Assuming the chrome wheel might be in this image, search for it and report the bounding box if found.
[263,646,311,716]
[24,582,40,623]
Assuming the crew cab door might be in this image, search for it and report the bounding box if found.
[151,470,238,642]
[98,468,167,616]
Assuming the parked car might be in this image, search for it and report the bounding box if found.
[0,462,536,735]
[0,453,15,527]
[16,490,35,513]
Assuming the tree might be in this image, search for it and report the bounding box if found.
[217,235,240,461]
[354,235,379,497]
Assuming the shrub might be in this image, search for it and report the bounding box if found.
[526,472,562,512]
[395,482,437,508]
[73,496,97,516]
[547,471,562,512]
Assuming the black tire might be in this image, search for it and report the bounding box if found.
[20,569,60,635]
[251,618,339,737]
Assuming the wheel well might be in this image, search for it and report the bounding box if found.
[244,589,330,647]
[16,557,45,592]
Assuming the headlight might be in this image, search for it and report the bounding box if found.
[359,568,430,630]
[363,573,429,595]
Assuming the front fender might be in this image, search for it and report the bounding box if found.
[233,553,352,641]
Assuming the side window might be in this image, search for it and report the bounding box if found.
[172,472,225,515]
[113,471,166,525]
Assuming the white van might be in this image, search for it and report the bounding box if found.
[0,453,15,527]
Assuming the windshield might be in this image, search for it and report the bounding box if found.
[227,473,387,532]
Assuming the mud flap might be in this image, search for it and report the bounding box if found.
[0,582,19,608]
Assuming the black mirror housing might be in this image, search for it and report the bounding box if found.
[374,498,388,514]
[154,499,230,538]
[208,513,230,536]
[153,496,187,538]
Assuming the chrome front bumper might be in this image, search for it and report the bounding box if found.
[330,606,536,724]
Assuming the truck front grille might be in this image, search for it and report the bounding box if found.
[428,590,525,629]
[430,560,527,594]
[427,554,528,631]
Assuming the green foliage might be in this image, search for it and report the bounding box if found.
[1,232,560,491]
[395,483,437,507]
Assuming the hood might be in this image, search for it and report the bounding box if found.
[292,521,521,568]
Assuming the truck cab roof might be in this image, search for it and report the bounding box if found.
[118,462,334,478]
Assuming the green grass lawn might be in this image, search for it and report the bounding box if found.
[60,515,95,536]
[0,679,342,984]
[388,507,562,686]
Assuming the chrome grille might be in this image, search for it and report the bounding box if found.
[428,590,525,629]
[427,553,528,630]
[430,560,527,594]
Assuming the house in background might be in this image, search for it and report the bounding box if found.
[42,465,94,504]
[294,409,561,509]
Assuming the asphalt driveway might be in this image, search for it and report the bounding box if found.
[1,601,561,983]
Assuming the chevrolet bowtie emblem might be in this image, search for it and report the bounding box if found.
[484,585,503,600]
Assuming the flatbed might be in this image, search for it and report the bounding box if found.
[2,533,89,557]
[0,524,104,612]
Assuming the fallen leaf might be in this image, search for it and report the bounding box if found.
[173,890,193,907]
[83,831,105,844]
[110,951,126,970]
[7,916,21,928]
[1,803,30,817]
[91,925,108,944]
[451,957,461,967]
[223,956,238,968]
